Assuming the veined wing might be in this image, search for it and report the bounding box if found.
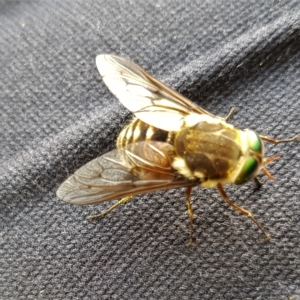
[56,142,197,205]
[96,54,214,132]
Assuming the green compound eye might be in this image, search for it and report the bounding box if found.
[235,157,259,185]
[247,131,262,153]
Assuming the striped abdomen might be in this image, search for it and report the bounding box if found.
[117,118,171,148]
[117,118,176,180]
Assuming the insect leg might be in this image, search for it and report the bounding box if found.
[259,135,300,144]
[88,195,133,221]
[222,107,237,121]
[185,187,195,246]
[253,177,262,188]
[216,183,270,241]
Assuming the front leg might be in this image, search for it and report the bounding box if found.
[217,183,270,241]
[259,135,300,144]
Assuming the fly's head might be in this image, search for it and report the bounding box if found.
[234,130,264,185]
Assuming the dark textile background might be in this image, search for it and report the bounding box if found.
[0,1,299,299]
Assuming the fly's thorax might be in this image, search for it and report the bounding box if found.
[233,129,264,185]
[172,118,243,187]
[172,117,264,187]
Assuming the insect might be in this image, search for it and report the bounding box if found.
[56,54,299,245]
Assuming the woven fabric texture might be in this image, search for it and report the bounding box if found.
[0,1,300,299]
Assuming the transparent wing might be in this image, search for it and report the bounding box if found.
[56,142,197,205]
[96,54,214,131]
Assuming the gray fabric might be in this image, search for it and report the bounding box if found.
[1,0,300,299]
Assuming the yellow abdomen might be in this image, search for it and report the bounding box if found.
[117,118,171,148]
